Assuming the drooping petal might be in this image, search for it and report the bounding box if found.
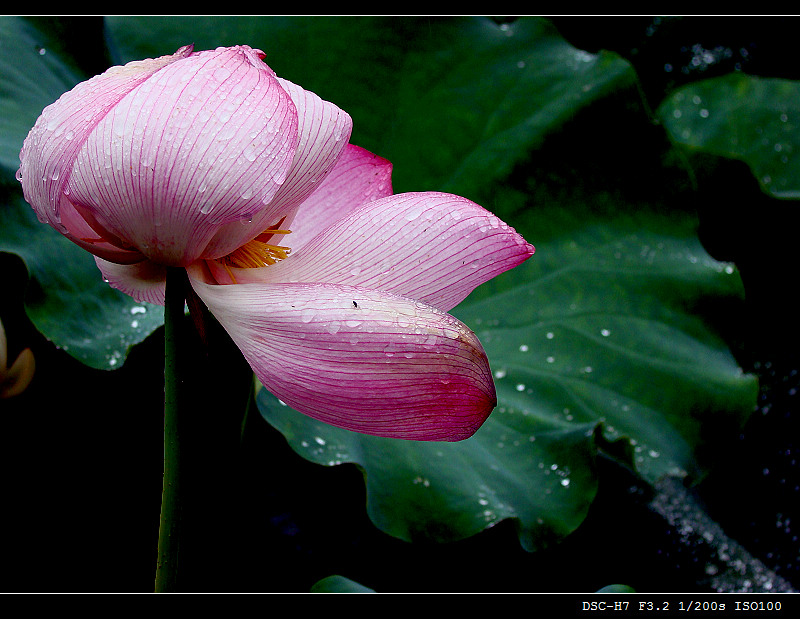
[17,45,195,237]
[95,257,168,306]
[222,192,535,311]
[62,45,300,266]
[188,270,497,441]
[287,143,393,252]
[201,76,353,258]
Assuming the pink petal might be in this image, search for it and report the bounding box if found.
[56,45,300,266]
[57,199,147,264]
[201,76,354,258]
[222,192,535,312]
[188,270,497,441]
[287,143,393,251]
[271,77,353,213]
[17,45,195,238]
[95,257,167,305]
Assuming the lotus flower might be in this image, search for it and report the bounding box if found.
[17,44,535,440]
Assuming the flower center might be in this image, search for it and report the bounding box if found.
[216,218,291,282]
[221,230,291,268]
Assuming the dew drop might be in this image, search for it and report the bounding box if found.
[213,66,232,81]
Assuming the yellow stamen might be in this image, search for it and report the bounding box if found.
[219,220,292,270]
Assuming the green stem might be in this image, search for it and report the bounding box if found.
[155,267,189,592]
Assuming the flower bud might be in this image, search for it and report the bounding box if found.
[18,45,310,267]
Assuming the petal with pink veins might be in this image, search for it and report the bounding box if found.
[202,77,354,258]
[17,45,195,235]
[95,257,168,306]
[188,272,497,441]
[57,199,147,265]
[64,46,299,266]
[221,192,535,312]
[287,143,394,251]
[271,77,353,213]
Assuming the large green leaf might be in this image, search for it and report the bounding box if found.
[260,388,599,551]
[0,16,758,553]
[0,17,82,172]
[0,191,162,368]
[0,15,633,369]
[0,17,162,369]
[258,200,756,551]
[103,14,757,548]
[457,208,754,487]
[105,16,633,198]
[658,72,800,199]
[226,17,754,550]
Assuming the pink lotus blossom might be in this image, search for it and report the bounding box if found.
[17,44,535,441]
